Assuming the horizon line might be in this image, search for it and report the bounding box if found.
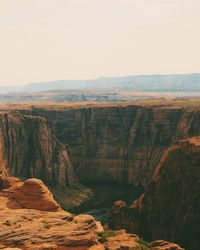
[1,72,200,87]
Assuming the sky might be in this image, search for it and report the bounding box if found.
[0,0,200,85]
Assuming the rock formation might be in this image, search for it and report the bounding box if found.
[24,104,200,185]
[0,177,100,249]
[109,136,200,250]
[0,112,76,189]
[1,177,61,211]
[0,177,183,250]
[0,103,190,250]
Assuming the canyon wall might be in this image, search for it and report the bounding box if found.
[0,104,199,249]
[109,137,200,250]
[0,112,76,189]
[28,105,200,185]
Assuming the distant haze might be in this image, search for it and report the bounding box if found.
[0,73,200,93]
[1,0,200,85]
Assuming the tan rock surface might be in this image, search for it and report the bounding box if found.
[0,176,20,189]
[104,230,140,250]
[2,178,61,211]
[149,240,184,250]
[0,177,143,250]
[0,178,99,249]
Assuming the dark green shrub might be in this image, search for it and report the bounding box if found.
[98,230,117,243]
[137,238,150,250]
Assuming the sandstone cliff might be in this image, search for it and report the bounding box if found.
[109,137,200,250]
[0,112,76,189]
[25,104,200,185]
[0,103,189,250]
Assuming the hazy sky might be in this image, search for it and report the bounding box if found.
[0,0,200,85]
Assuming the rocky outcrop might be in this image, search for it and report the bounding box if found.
[102,230,140,250]
[0,178,101,249]
[0,178,130,249]
[109,137,200,250]
[1,177,61,211]
[24,104,200,185]
[148,240,184,250]
[0,177,183,250]
[0,112,76,189]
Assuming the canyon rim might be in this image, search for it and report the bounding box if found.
[0,100,199,249]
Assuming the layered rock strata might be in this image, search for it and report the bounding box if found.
[109,137,200,250]
[0,177,100,249]
[25,105,200,185]
[0,112,76,189]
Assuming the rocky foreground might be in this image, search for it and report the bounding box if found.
[0,176,183,250]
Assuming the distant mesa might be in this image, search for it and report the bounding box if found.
[1,73,200,102]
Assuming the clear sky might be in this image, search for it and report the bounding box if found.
[0,0,200,85]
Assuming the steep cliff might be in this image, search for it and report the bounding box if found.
[26,104,200,185]
[109,137,200,250]
[0,112,76,189]
[0,103,196,249]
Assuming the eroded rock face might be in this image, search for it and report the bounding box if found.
[26,105,200,185]
[110,137,200,250]
[103,230,140,250]
[0,105,197,250]
[0,177,142,250]
[149,240,184,250]
[0,178,99,249]
[0,112,76,189]
[0,177,183,250]
[1,178,61,211]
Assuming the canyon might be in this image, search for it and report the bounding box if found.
[0,111,92,211]
[0,111,75,188]
[0,176,183,250]
[109,136,200,250]
[0,100,200,249]
[19,101,200,186]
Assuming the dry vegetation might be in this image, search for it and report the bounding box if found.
[1,98,200,111]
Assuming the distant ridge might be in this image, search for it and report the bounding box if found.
[1,73,200,94]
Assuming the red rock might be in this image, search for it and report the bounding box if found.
[29,104,200,186]
[0,176,20,190]
[0,178,101,250]
[110,137,200,250]
[114,200,127,208]
[4,178,61,211]
[149,240,184,250]
[104,230,140,250]
[0,112,76,190]
[0,176,186,250]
